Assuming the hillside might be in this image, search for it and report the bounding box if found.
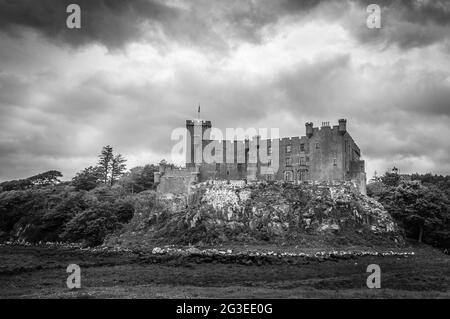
[105,181,403,249]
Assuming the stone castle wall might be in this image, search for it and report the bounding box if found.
[156,119,367,195]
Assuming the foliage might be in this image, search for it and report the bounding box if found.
[0,170,62,191]
[159,159,181,169]
[98,145,114,184]
[28,170,63,186]
[111,154,127,185]
[411,173,450,198]
[114,197,135,224]
[0,179,33,191]
[0,183,136,245]
[0,149,182,246]
[97,145,127,186]
[368,172,450,248]
[61,201,121,246]
[381,172,400,187]
[0,189,44,235]
[105,182,402,248]
[119,164,158,193]
[41,191,94,240]
[71,166,103,191]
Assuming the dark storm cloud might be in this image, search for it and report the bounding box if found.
[0,0,282,51]
[0,0,450,181]
[1,0,449,51]
[0,0,180,49]
[344,0,450,50]
[271,0,450,50]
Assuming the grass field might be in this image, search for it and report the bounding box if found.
[0,244,449,298]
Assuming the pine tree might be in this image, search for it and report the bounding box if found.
[111,154,127,186]
[97,145,114,184]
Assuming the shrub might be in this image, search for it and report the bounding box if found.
[61,201,121,246]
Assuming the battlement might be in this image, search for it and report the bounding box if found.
[186,119,212,126]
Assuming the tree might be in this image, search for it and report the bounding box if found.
[119,164,158,193]
[0,171,62,191]
[0,179,33,191]
[96,145,127,186]
[111,154,127,186]
[372,181,450,245]
[411,173,450,198]
[381,172,400,187]
[98,145,114,184]
[61,201,120,246]
[72,166,103,191]
[28,170,63,186]
[159,159,180,169]
[41,191,93,241]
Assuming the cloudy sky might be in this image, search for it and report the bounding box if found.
[0,0,449,181]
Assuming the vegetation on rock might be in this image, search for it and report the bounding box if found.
[105,181,403,249]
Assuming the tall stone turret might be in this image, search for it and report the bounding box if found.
[186,119,212,167]
[338,119,347,135]
[305,122,314,138]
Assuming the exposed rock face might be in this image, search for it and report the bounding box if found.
[107,181,403,248]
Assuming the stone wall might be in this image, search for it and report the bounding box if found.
[156,167,198,195]
[157,119,367,195]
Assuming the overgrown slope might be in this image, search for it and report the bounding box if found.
[106,181,403,249]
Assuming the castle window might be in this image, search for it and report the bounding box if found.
[284,171,294,182]
[285,157,292,166]
[315,143,320,149]
[306,156,310,162]
[333,158,337,166]
[300,144,305,152]
[286,145,291,153]
[268,146,272,155]
[267,159,272,167]
[300,157,306,166]
[297,169,309,181]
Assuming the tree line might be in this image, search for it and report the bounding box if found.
[0,145,164,246]
[367,171,450,249]
[0,152,449,249]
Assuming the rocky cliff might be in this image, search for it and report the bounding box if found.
[106,181,403,249]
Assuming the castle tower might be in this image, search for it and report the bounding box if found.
[338,119,347,135]
[186,119,212,167]
[305,122,314,138]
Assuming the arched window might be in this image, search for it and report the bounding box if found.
[297,169,309,181]
[284,170,294,182]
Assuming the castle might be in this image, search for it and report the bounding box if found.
[155,118,367,194]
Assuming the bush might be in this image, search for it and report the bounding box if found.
[61,201,121,246]
[114,197,135,224]
[368,177,450,248]
[41,191,94,241]
[0,189,49,238]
